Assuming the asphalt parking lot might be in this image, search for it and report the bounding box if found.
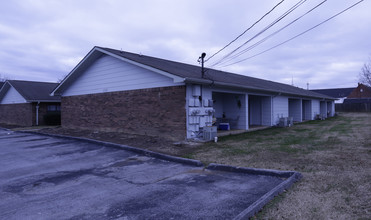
[0,128,300,219]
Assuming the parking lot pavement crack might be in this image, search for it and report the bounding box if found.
[147,168,206,184]
[2,169,117,194]
[0,129,302,219]
[16,137,50,142]
[0,135,32,139]
[120,179,149,186]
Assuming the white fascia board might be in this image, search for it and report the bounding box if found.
[51,47,100,96]
[96,47,185,83]
[6,81,28,101]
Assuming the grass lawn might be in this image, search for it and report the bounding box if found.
[185,112,371,219]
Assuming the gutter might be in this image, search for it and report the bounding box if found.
[28,100,61,103]
[184,77,276,93]
[183,78,335,100]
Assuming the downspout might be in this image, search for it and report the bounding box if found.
[36,102,40,126]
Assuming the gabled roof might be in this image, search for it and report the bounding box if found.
[52,46,335,100]
[0,80,60,102]
[310,88,355,98]
[0,82,4,90]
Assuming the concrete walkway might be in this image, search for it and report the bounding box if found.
[0,128,301,219]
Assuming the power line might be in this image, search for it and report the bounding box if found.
[217,0,328,66]
[210,0,307,67]
[204,0,285,63]
[209,0,307,68]
[222,0,365,67]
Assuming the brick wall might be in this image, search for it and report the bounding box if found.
[347,84,371,99]
[0,102,61,127]
[32,103,61,126]
[0,103,33,126]
[61,86,187,140]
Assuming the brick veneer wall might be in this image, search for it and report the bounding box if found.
[0,103,33,126]
[61,86,187,140]
[347,84,371,99]
[31,103,61,126]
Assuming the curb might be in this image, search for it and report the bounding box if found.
[206,163,302,220]
[17,130,204,167]
[206,163,299,178]
[12,129,302,219]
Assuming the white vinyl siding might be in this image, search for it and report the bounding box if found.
[272,96,288,125]
[185,83,334,139]
[249,97,261,125]
[211,90,247,129]
[289,99,302,122]
[302,100,312,120]
[248,95,271,126]
[62,55,184,96]
[0,86,27,104]
[327,101,335,117]
[311,99,320,119]
[261,96,272,126]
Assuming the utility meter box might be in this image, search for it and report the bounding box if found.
[192,85,201,97]
[203,126,217,141]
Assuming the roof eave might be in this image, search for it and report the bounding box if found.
[184,78,336,100]
[184,77,282,94]
[27,100,61,103]
[51,47,101,96]
[0,82,10,101]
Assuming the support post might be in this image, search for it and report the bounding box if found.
[36,102,40,126]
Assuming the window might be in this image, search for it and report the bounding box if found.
[47,105,61,112]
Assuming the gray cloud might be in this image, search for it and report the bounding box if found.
[0,0,370,89]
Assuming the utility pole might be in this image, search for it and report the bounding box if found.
[198,53,206,78]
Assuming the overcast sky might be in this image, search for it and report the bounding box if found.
[1,0,370,89]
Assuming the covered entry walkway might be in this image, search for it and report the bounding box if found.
[212,92,247,130]
[302,99,312,120]
[248,95,272,127]
[289,98,302,122]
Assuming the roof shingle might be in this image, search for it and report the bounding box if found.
[310,88,355,98]
[99,47,334,100]
[6,80,60,102]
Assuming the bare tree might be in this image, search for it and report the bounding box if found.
[359,58,371,87]
[0,74,10,82]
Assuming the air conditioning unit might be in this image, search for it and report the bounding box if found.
[203,126,217,141]
[288,117,294,127]
[278,117,287,127]
[279,117,294,127]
